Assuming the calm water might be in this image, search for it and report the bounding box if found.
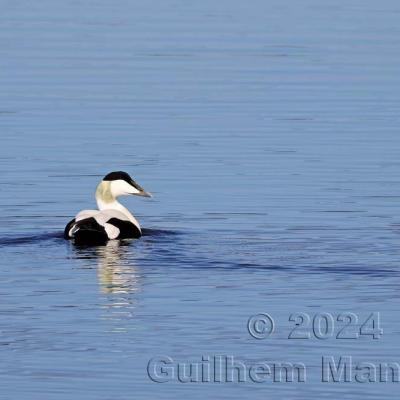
[1,0,400,398]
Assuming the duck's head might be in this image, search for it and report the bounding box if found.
[96,171,152,202]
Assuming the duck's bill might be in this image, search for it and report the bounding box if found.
[137,190,152,198]
[129,179,152,197]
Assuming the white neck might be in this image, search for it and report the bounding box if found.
[95,181,141,228]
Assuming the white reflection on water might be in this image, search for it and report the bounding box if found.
[71,239,142,331]
[96,240,141,296]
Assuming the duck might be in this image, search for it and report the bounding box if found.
[64,171,151,245]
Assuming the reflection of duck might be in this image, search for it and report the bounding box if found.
[70,240,141,330]
[64,171,152,245]
[96,240,140,295]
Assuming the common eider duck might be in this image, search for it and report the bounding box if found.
[64,171,151,245]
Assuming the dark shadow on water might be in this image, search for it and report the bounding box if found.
[0,229,397,279]
[141,227,181,236]
[0,231,64,246]
[0,227,180,247]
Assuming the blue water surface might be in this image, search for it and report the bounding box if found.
[1,0,400,399]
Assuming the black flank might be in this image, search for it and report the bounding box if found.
[107,218,142,239]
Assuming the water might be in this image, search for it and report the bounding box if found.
[1,0,400,398]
